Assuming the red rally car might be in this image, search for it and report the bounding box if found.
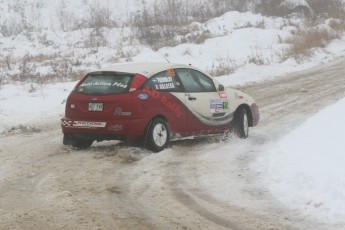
[61,62,259,151]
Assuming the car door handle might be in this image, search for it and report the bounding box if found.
[188,96,197,101]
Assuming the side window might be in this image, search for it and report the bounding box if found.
[146,70,182,92]
[191,70,216,92]
[175,68,216,92]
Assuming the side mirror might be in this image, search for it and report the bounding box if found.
[218,84,225,91]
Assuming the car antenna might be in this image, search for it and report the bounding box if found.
[158,51,170,63]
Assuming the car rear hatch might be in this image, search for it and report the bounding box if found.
[64,71,136,130]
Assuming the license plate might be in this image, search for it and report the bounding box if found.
[89,102,103,111]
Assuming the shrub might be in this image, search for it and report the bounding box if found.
[51,61,73,79]
[130,0,252,49]
[0,2,38,37]
[248,50,268,65]
[85,4,116,28]
[4,55,12,70]
[2,53,86,85]
[0,20,30,37]
[255,0,287,17]
[186,30,212,44]
[255,0,345,19]
[209,56,238,76]
[57,1,117,32]
[57,0,78,31]
[307,0,345,19]
[83,28,108,48]
[16,55,39,82]
[212,0,251,13]
[285,28,340,57]
[328,19,345,31]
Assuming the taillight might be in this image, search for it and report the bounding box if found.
[72,75,87,91]
[129,74,147,92]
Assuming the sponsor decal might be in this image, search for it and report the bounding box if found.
[143,87,160,99]
[223,101,229,110]
[114,107,132,116]
[155,83,175,90]
[80,81,127,88]
[138,93,149,100]
[122,112,132,116]
[115,107,122,115]
[81,81,111,87]
[210,99,229,113]
[161,95,183,118]
[219,92,227,99]
[142,86,182,117]
[61,120,73,127]
[154,76,176,90]
[111,82,128,88]
[108,124,123,131]
[73,121,106,128]
[157,76,173,83]
[234,93,244,100]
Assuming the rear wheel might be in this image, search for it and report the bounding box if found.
[147,118,170,152]
[233,107,249,139]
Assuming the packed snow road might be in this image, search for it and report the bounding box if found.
[0,58,345,230]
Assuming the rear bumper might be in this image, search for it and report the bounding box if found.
[61,117,149,142]
[250,103,260,127]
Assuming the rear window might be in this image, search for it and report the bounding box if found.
[75,72,133,95]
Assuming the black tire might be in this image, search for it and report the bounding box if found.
[147,118,170,152]
[233,107,249,139]
[72,139,93,149]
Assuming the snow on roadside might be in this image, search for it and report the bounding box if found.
[254,97,345,223]
[0,82,75,133]
[0,4,345,224]
[132,11,345,86]
[195,96,345,225]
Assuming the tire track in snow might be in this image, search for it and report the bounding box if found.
[0,58,345,229]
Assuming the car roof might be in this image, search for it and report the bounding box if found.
[92,62,198,78]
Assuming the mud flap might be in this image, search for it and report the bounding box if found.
[63,134,74,145]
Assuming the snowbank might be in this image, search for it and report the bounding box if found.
[0,82,75,133]
[255,97,345,222]
[0,2,345,225]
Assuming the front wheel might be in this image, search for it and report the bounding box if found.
[233,107,249,139]
[147,118,170,152]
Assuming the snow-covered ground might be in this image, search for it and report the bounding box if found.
[197,96,345,224]
[0,82,74,132]
[1,1,345,226]
[255,97,345,223]
[1,2,345,84]
[1,54,345,226]
[1,10,345,131]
